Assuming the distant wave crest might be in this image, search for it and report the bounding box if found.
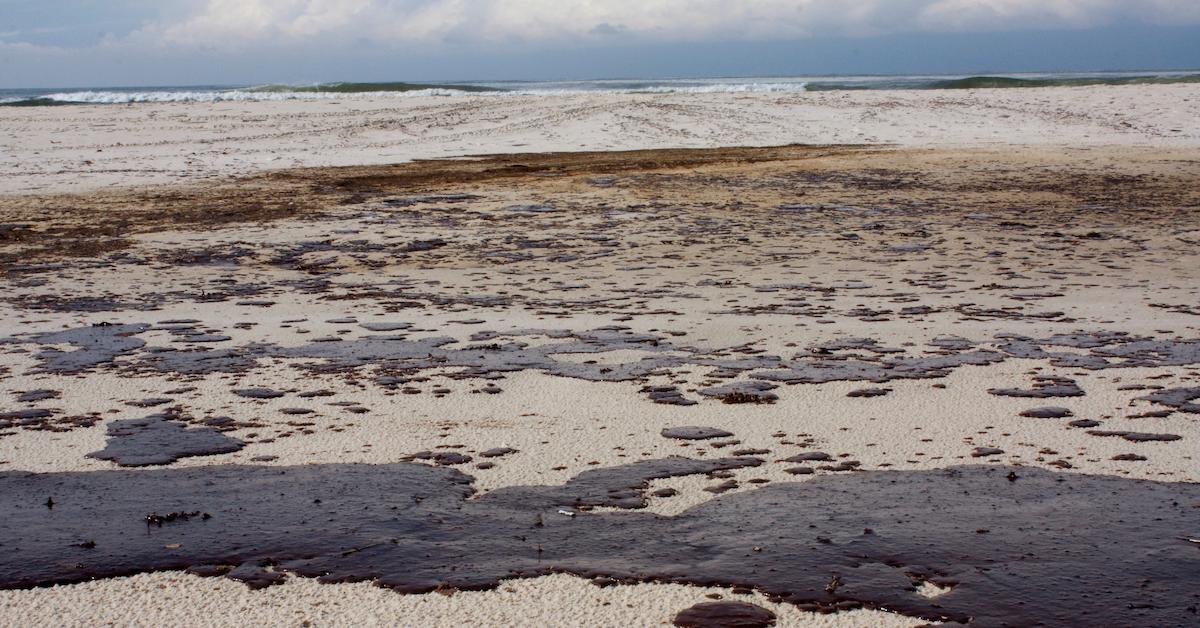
[2,81,810,105]
[18,87,486,105]
[806,73,1200,91]
[931,74,1200,89]
[622,82,808,94]
[3,73,1197,106]
[243,81,501,94]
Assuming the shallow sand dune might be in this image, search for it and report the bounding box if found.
[1,88,1200,627]
[1,84,1197,195]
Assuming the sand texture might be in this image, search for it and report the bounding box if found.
[1,84,1197,195]
[1,88,1200,627]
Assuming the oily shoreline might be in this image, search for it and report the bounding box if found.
[3,461,1198,627]
[2,143,1198,268]
[0,144,866,265]
[2,140,1199,627]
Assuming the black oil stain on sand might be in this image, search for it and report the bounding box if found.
[86,415,245,466]
[674,601,776,627]
[2,461,1198,626]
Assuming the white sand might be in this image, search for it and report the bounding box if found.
[1,84,1198,194]
[0,573,924,628]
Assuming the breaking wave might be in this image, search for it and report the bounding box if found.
[3,72,1197,106]
[0,81,811,105]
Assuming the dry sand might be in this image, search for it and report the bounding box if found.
[1,86,1200,627]
[2,84,1197,195]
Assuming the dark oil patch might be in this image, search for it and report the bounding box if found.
[125,398,174,408]
[697,382,779,404]
[0,408,100,432]
[673,601,777,627]
[404,451,474,466]
[1019,407,1074,419]
[784,467,815,475]
[2,325,1200,424]
[0,408,54,421]
[86,415,245,467]
[1,462,1196,627]
[1087,431,1183,443]
[233,388,286,400]
[989,376,1084,398]
[15,389,60,403]
[662,427,735,440]
[779,452,832,463]
[1139,387,1200,414]
[642,386,699,406]
[846,388,891,398]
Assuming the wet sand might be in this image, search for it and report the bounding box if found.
[2,95,1200,627]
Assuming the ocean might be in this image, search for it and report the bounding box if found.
[2,70,1197,106]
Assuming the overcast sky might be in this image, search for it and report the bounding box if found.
[2,0,1199,88]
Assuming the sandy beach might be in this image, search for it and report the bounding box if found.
[2,85,1200,627]
[3,84,1198,195]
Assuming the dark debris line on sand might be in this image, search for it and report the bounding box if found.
[1,461,1197,627]
[3,324,1200,406]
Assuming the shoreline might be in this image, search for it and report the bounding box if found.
[4,69,1198,104]
[4,142,1196,267]
[2,83,1197,196]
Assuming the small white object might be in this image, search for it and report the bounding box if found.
[557,510,575,517]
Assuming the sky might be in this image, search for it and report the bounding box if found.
[1,0,1199,88]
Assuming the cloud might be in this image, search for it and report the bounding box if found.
[916,0,1200,31]
[0,39,69,55]
[135,0,1200,49]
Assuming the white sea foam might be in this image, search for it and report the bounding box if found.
[34,81,810,104]
[623,82,809,94]
[39,89,470,104]
[8,71,1197,107]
